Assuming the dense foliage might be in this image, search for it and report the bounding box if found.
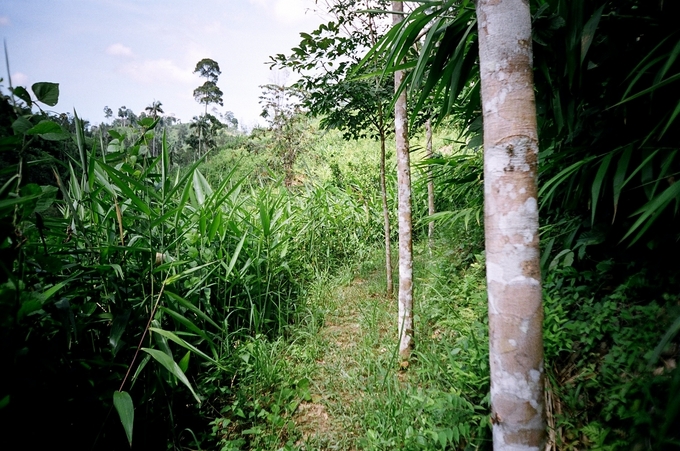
[0,84,389,448]
[1,0,679,449]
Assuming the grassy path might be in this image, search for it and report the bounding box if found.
[294,267,398,450]
[286,247,490,450]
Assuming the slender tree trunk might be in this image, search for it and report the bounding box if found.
[425,119,435,250]
[370,12,393,298]
[393,0,414,361]
[475,0,546,448]
[379,126,393,297]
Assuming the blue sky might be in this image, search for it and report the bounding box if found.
[1,0,324,129]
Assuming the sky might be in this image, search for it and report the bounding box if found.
[0,0,325,130]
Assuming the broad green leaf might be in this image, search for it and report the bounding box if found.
[138,117,155,128]
[0,395,9,409]
[438,430,447,448]
[11,86,32,106]
[142,348,201,403]
[452,424,460,444]
[25,120,62,135]
[192,169,212,206]
[31,82,59,106]
[11,116,33,135]
[113,390,134,447]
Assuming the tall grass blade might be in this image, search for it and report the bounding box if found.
[142,348,201,403]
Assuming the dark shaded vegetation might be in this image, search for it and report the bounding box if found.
[1,0,679,449]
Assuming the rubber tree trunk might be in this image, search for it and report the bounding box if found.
[475,0,546,448]
[393,0,414,361]
[425,119,435,248]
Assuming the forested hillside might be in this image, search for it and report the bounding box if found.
[1,0,678,450]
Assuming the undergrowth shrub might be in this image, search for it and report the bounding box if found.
[0,83,382,449]
[543,264,680,449]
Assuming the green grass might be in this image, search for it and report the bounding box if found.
[209,237,492,451]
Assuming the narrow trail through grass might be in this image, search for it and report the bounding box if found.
[295,268,398,449]
[288,245,490,450]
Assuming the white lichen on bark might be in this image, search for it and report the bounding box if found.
[476,0,546,449]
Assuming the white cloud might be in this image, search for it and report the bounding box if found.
[118,59,197,85]
[248,0,317,24]
[0,16,9,26]
[11,72,28,86]
[106,43,134,57]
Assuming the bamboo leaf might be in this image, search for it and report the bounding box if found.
[159,307,217,348]
[165,261,216,285]
[142,348,201,403]
[660,98,680,139]
[580,5,605,65]
[655,38,680,85]
[113,391,134,447]
[612,146,633,223]
[614,72,680,107]
[163,291,221,330]
[161,129,169,199]
[178,351,191,373]
[100,165,152,216]
[224,232,247,281]
[192,169,213,206]
[591,153,612,225]
[149,327,218,364]
[622,181,680,244]
[207,210,222,241]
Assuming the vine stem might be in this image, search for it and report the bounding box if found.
[118,275,169,392]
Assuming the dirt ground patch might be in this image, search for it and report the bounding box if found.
[295,402,331,442]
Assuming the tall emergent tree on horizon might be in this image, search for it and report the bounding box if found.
[476,0,545,448]
[193,58,224,157]
[145,100,164,156]
[392,0,414,360]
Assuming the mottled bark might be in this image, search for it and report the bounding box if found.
[476,0,546,449]
[393,0,414,360]
[426,119,435,248]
